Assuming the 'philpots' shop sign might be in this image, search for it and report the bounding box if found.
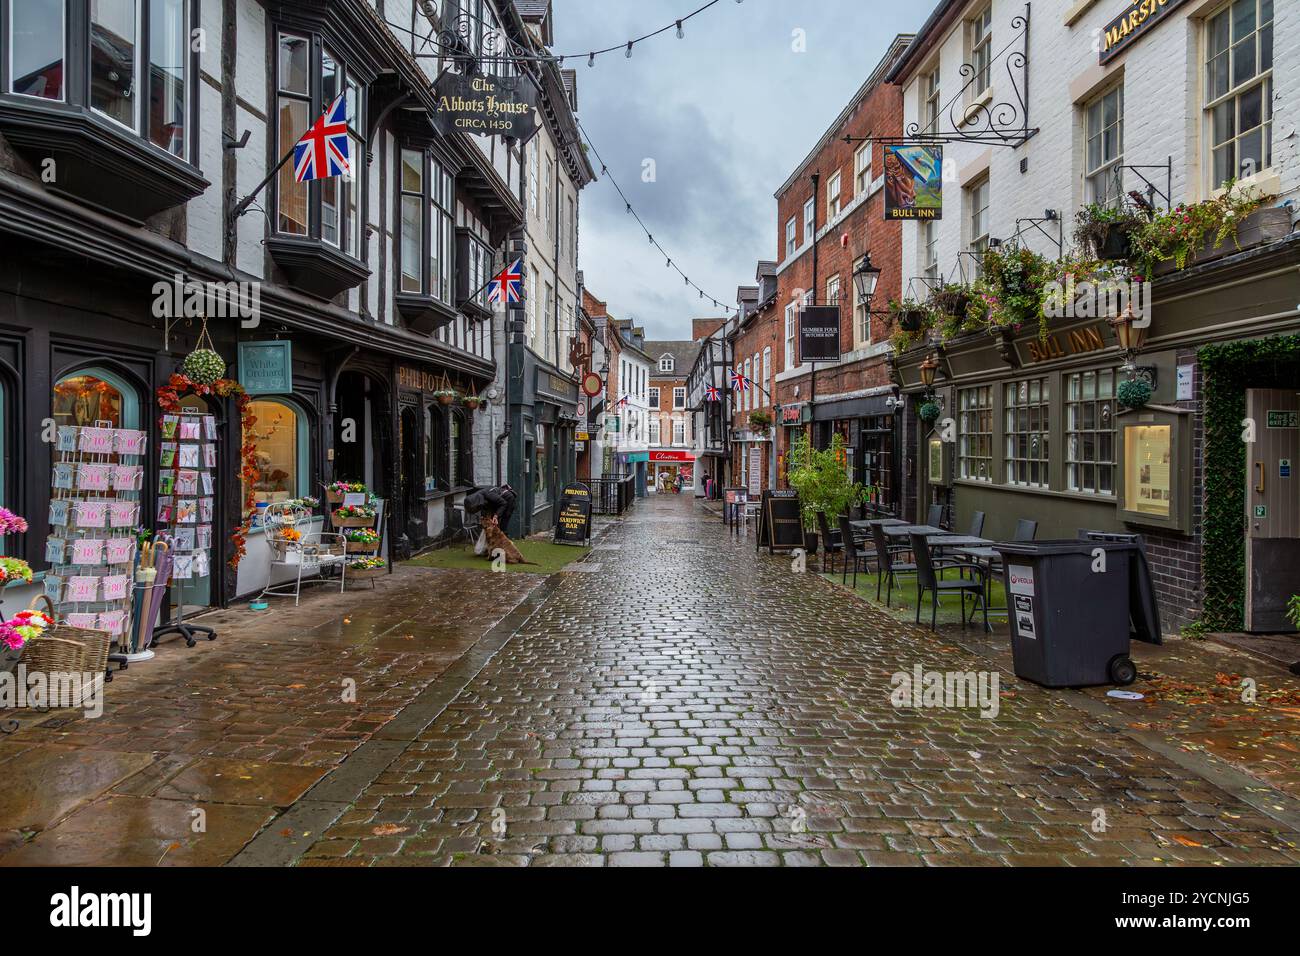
[435,72,537,139]
[1099,0,1190,64]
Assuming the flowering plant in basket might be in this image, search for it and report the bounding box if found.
[0,557,34,585]
[333,505,377,520]
[344,528,380,545]
[0,508,29,536]
[349,557,386,572]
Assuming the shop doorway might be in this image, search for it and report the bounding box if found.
[399,405,420,544]
[1245,388,1300,632]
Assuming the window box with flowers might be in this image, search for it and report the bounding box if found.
[332,504,377,528]
[1131,182,1287,278]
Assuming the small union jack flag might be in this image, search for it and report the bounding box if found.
[488,258,525,305]
[616,395,629,408]
[705,385,721,402]
[293,93,350,183]
[729,368,750,391]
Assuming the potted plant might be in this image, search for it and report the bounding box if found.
[324,480,368,505]
[332,504,378,528]
[785,433,867,555]
[1131,180,1284,277]
[348,556,387,581]
[748,410,772,431]
[1073,203,1143,261]
[918,400,943,425]
[344,527,381,553]
[464,394,482,411]
[1116,378,1153,410]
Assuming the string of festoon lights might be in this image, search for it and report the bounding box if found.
[400,0,742,68]
[575,117,733,317]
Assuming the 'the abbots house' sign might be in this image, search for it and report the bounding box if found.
[434,72,537,139]
[1099,0,1190,64]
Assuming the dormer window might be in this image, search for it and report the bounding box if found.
[659,355,675,373]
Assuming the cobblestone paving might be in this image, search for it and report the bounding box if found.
[0,567,541,865]
[307,496,1300,867]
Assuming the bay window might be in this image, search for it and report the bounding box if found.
[8,0,64,100]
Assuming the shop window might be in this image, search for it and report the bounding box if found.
[535,426,549,503]
[424,404,447,493]
[861,415,895,513]
[1004,377,1050,488]
[958,385,993,481]
[1066,369,1117,495]
[243,399,308,515]
[1205,0,1273,189]
[53,369,140,429]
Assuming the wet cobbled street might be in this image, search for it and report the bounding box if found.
[4,494,1300,868]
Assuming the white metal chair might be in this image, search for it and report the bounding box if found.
[260,503,347,606]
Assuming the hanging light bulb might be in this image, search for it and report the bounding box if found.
[676,20,684,39]
[588,52,595,67]
[625,41,633,58]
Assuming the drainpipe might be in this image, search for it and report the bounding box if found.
[809,173,819,435]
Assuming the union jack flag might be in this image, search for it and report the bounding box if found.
[293,94,350,183]
[488,258,525,305]
[705,385,721,402]
[729,368,750,391]
[616,395,629,408]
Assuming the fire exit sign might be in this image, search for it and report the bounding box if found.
[1266,410,1298,428]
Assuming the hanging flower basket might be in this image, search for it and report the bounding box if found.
[182,348,227,385]
[434,390,457,406]
[918,401,942,424]
[1117,379,1153,410]
[464,396,482,410]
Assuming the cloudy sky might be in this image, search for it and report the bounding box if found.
[554,0,921,340]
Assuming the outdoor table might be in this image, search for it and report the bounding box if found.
[882,524,948,538]
[850,518,908,532]
[928,535,993,549]
[953,545,1008,620]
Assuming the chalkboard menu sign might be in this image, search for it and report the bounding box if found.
[554,481,593,546]
[756,490,804,554]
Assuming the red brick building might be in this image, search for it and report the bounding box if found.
[745,34,916,516]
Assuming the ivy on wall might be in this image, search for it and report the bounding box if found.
[1197,334,1300,629]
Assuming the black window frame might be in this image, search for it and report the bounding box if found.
[271,27,366,261]
[0,0,201,167]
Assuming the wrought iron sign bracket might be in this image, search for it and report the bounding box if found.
[1011,210,1063,259]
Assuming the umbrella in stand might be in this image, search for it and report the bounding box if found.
[140,542,171,652]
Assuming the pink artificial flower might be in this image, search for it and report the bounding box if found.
[0,624,24,651]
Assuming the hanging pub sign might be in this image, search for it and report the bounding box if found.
[884,145,943,220]
[554,481,592,546]
[1099,0,1190,65]
[434,71,538,140]
[798,305,842,362]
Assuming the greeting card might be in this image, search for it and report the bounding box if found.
[109,500,139,528]
[177,470,199,496]
[196,525,213,551]
[44,537,66,564]
[48,499,70,527]
[78,427,114,454]
[74,500,108,528]
[44,575,63,602]
[71,538,105,566]
[66,613,100,630]
[111,464,143,492]
[160,443,177,468]
[178,444,201,468]
[101,576,130,602]
[203,416,217,440]
[199,497,213,523]
[113,429,148,456]
[172,527,196,551]
[194,551,210,578]
[176,499,197,524]
[173,554,194,580]
[203,444,217,469]
[56,426,79,452]
[179,419,202,440]
[96,611,127,636]
[66,576,99,602]
[157,499,173,524]
[105,537,135,564]
[52,462,76,490]
[77,463,112,492]
[161,416,179,440]
[201,473,214,495]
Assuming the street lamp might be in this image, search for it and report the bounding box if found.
[918,351,941,389]
[1108,301,1148,369]
[852,252,882,306]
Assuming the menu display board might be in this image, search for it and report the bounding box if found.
[1125,423,1171,517]
[756,490,804,554]
[553,482,592,546]
[46,421,148,642]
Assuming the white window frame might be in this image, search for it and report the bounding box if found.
[967,176,990,270]
[854,142,872,195]
[826,171,842,220]
[673,421,686,446]
[659,355,674,373]
[673,387,686,410]
[1084,84,1124,207]
[648,386,659,409]
[969,6,993,99]
[785,217,797,256]
[922,219,940,281]
[922,65,941,135]
[1203,0,1274,191]
[826,274,841,307]
[649,419,660,446]
[784,302,797,370]
[803,198,815,244]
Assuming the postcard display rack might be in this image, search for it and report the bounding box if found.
[153,411,217,647]
[46,421,149,670]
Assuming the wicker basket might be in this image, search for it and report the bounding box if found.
[348,566,385,581]
[21,595,113,677]
[345,540,380,554]
[332,513,376,528]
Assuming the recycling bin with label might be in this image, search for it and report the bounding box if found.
[993,539,1162,688]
